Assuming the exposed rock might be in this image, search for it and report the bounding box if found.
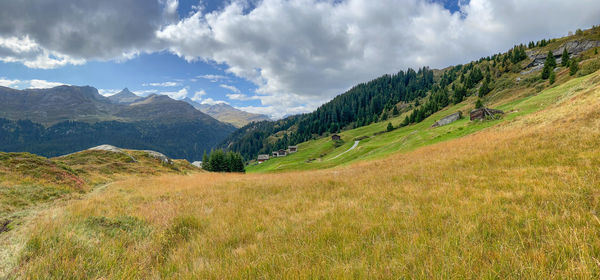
[432,112,462,127]
[88,144,124,153]
[526,40,600,68]
[142,150,171,164]
[191,161,202,168]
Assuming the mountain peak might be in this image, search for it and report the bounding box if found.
[108,88,143,104]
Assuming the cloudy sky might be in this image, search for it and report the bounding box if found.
[1,0,599,118]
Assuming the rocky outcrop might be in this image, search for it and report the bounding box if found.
[87,144,171,164]
[432,112,462,127]
[526,40,600,68]
[142,150,171,164]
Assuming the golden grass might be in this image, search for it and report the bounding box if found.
[9,74,600,278]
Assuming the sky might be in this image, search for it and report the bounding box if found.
[0,0,599,119]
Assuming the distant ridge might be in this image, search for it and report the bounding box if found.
[182,97,270,127]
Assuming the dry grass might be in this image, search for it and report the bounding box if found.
[7,72,600,279]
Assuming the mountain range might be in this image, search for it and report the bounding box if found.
[0,86,237,161]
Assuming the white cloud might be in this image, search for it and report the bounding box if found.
[0,77,20,87]
[28,79,68,89]
[226,93,259,101]
[219,84,241,93]
[143,81,180,87]
[98,89,121,96]
[200,98,229,105]
[133,89,159,96]
[198,74,229,82]
[191,90,206,101]
[160,87,188,99]
[157,0,600,116]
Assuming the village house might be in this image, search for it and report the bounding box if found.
[331,134,341,141]
[277,149,287,157]
[288,146,298,153]
[257,154,269,163]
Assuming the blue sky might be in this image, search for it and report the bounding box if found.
[0,0,598,118]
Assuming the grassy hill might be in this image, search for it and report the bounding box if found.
[247,63,599,173]
[5,68,600,278]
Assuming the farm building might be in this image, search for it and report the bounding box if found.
[257,154,269,163]
[331,134,341,141]
[277,149,287,157]
[432,112,462,127]
[288,146,298,153]
[470,108,504,121]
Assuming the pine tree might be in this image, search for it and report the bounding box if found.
[569,59,578,76]
[202,151,209,171]
[475,99,483,109]
[386,122,394,132]
[549,71,556,85]
[595,48,598,55]
[392,106,399,116]
[561,48,569,67]
[546,50,557,68]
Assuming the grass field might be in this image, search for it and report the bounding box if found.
[4,70,600,278]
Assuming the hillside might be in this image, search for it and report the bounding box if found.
[0,86,236,161]
[183,98,270,127]
[223,26,600,162]
[0,145,199,271]
[4,68,600,278]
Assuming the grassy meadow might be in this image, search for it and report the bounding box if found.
[6,70,600,278]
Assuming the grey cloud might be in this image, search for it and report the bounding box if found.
[0,0,177,65]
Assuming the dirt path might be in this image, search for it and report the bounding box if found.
[329,140,360,160]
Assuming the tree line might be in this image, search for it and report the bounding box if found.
[202,149,245,172]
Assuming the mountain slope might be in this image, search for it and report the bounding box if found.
[0,85,118,125]
[183,97,270,127]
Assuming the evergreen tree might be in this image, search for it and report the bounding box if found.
[549,71,556,85]
[202,151,209,171]
[561,48,569,67]
[478,80,491,97]
[386,122,394,132]
[475,99,483,109]
[392,106,399,116]
[569,59,579,76]
[546,50,557,68]
[595,48,598,55]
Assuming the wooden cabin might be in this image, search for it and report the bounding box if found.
[288,146,298,153]
[331,134,341,141]
[470,108,504,121]
[257,154,269,163]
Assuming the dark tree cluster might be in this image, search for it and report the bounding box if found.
[202,149,245,172]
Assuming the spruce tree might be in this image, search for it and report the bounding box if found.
[549,71,556,85]
[202,151,209,171]
[546,50,557,68]
[569,60,578,76]
[392,106,399,116]
[386,122,394,132]
[561,48,569,67]
[475,99,483,109]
